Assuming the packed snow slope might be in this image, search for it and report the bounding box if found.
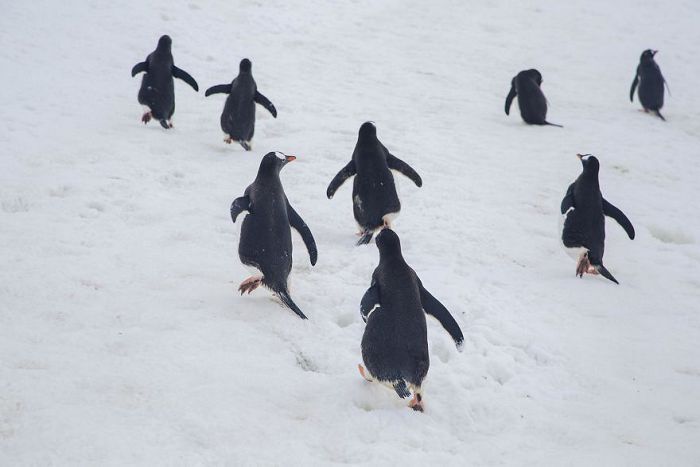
[2,0,700,464]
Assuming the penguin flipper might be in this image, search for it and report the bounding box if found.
[230,195,250,223]
[286,199,317,265]
[131,61,148,77]
[254,91,277,118]
[172,66,199,91]
[630,74,639,102]
[386,152,422,187]
[560,183,575,214]
[505,84,516,115]
[418,281,464,350]
[205,84,230,97]
[360,282,380,323]
[602,198,635,239]
[326,161,356,199]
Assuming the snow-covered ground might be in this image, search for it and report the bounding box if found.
[2,0,700,464]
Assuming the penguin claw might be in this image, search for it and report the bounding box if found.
[409,393,423,412]
[141,112,152,124]
[575,252,590,278]
[238,276,263,295]
[224,136,233,144]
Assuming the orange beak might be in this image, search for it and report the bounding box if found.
[285,155,296,162]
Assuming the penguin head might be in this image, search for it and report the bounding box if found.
[240,58,252,73]
[640,49,658,62]
[525,69,543,85]
[157,35,172,52]
[258,151,295,176]
[577,153,600,175]
[376,228,402,258]
[358,121,377,140]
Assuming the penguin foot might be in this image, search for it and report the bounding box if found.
[575,252,590,278]
[358,364,374,382]
[238,275,263,295]
[408,393,423,412]
[224,135,233,144]
[239,140,252,151]
[141,112,152,124]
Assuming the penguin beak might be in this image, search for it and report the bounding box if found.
[652,50,658,56]
[576,153,583,160]
[285,155,296,163]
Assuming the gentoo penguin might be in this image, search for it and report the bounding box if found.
[358,229,463,412]
[630,49,667,121]
[205,59,277,151]
[505,69,562,127]
[326,122,422,245]
[230,152,317,319]
[560,154,635,284]
[131,35,199,129]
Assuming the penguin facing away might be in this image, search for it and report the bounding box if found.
[505,69,562,127]
[326,122,422,246]
[560,154,635,284]
[205,59,277,151]
[359,228,464,412]
[630,49,668,121]
[131,35,199,129]
[230,152,317,319]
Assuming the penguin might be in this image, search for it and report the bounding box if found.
[630,49,668,121]
[560,154,635,284]
[131,35,199,129]
[326,122,422,246]
[358,228,464,412]
[230,152,317,319]
[205,59,277,151]
[505,69,562,127]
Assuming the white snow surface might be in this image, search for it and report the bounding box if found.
[2,0,700,465]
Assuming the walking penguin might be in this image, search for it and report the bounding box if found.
[630,49,668,121]
[505,69,562,127]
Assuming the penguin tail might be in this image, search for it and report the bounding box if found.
[653,110,666,121]
[545,121,564,128]
[356,229,374,246]
[159,119,171,130]
[276,288,308,320]
[594,264,619,284]
[392,380,411,399]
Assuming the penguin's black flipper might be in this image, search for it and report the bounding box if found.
[131,61,148,77]
[393,381,411,399]
[602,199,635,239]
[386,152,422,187]
[172,66,199,91]
[418,281,464,350]
[254,91,277,118]
[505,84,517,115]
[276,289,308,319]
[594,264,619,285]
[286,199,317,265]
[230,195,251,223]
[630,74,639,102]
[560,183,575,214]
[326,161,357,199]
[360,282,380,323]
[205,84,230,97]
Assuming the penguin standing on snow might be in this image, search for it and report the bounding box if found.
[630,49,668,121]
[326,122,422,246]
[505,69,562,127]
[131,35,199,129]
[358,229,463,412]
[560,154,635,284]
[230,152,317,319]
[205,59,277,151]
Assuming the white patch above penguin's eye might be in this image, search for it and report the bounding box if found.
[580,154,592,161]
[273,151,286,161]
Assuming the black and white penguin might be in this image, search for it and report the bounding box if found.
[630,49,667,121]
[560,154,635,284]
[326,122,422,245]
[230,152,317,319]
[131,35,199,129]
[205,59,277,151]
[358,228,463,412]
[505,69,562,127]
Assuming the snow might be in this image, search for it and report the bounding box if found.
[1,0,700,464]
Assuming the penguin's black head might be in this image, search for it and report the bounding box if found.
[640,49,658,61]
[577,153,600,175]
[240,58,252,73]
[258,151,296,175]
[526,69,543,85]
[376,228,402,257]
[358,121,377,140]
[157,35,172,51]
